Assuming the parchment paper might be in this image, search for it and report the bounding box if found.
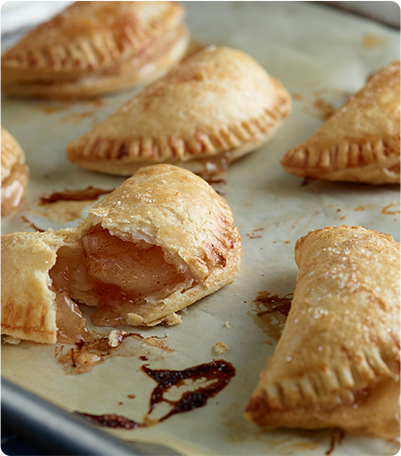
[2,2,400,455]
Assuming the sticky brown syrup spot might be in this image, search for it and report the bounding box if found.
[301,177,317,186]
[249,292,293,342]
[326,428,345,455]
[38,186,114,204]
[76,412,141,430]
[76,360,235,429]
[21,215,45,232]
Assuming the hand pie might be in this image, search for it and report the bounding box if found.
[1,165,242,343]
[245,226,400,439]
[1,1,189,99]
[1,126,29,216]
[66,46,291,176]
[281,61,400,184]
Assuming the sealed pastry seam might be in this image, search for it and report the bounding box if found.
[68,102,290,164]
[1,1,189,98]
[66,46,292,175]
[245,226,400,439]
[281,61,400,184]
[2,2,185,77]
[1,165,242,343]
[1,25,190,100]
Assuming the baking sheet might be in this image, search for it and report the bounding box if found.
[1,2,400,455]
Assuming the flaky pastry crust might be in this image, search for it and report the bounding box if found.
[1,165,242,342]
[281,61,400,184]
[1,1,189,99]
[66,46,291,176]
[76,164,243,325]
[245,226,400,439]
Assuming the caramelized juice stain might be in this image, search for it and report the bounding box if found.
[21,215,45,232]
[249,292,293,342]
[382,200,400,215]
[42,99,105,116]
[326,429,345,455]
[301,177,317,186]
[35,186,115,223]
[39,186,114,204]
[296,87,350,121]
[76,359,235,429]
[55,331,172,375]
[361,33,385,49]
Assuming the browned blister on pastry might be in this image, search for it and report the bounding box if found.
[1,1,189,99]
[1,126,29,216]
[281,61,400,184]
[245,226,400,439]
[66,46,291,176]
[1,165,242,343]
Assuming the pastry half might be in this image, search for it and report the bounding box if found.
[1,229,87,344]
[66,46,292,176]
[281,61,400,184]
[1,126,29,216]
[1,165,242,343]
[1,1,189,99]
[245,226,400,439]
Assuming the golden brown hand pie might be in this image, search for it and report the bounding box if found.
[1,1,189,99]
[245,226,400,439]
[281,61,400,184]
[1,165,242,343]
[66,46,291,176]
[1,126,29,216]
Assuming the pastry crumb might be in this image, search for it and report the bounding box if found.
[214,341,229,355]
[163,312,182,326]
[3,336,21,345]
[224,321,232,328]
[108,329,127,348]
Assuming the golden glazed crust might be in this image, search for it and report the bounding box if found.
[245,226,400,439]
[1,1,188,99]
[66,46,291,176]
[1,126,25,184]
[281,61,400,184]
[76,164,243,325]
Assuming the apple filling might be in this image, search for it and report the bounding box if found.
[49,227,195,334]
[49,246,89,344]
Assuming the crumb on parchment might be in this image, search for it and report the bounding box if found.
[214,341,229,355]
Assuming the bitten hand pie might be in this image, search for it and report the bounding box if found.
[281,61,400,184]
[1,165,242,343]
[1,1,189,99]
[1,126,29,216]
[66,46,291,176]
[245,226,400,440]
